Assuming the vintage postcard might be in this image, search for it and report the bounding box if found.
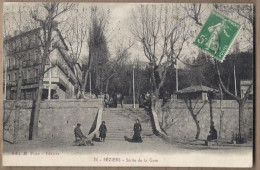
[2,2,254,167]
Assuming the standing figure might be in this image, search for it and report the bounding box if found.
[162,90,170,106]
[104,92,110,108]
[99,121,107,142]
[119,92,124,108]
[144,91,151,108]
[139,92,145,108]
[132,119,143,143]
[112,93,118,108]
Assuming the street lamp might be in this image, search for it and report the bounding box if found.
[48,61,52,100]
[133,64,135,108]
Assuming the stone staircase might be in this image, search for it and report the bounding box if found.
[101,106,156,141]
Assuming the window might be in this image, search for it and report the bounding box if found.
[35,68,38,77]
[27,69,30,79]
[13,58,16,67]
[14,73,17,80]
[8,74,10,81]
[8,58,10,67]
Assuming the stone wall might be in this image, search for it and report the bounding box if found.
[3,99,102,143]
[154,99,253,140]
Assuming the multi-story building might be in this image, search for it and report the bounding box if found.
[3,27,81,100]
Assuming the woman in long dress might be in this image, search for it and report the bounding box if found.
[99,121,107,142]
[132,119,143,143]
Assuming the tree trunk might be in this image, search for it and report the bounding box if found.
[82,70,90,92]
[192,115,200,140]
[13,60,23,143]
[82,48,93,92]
[30,67,45,140]
[238,101,246,137]
[13,62,23,143]
[105,79,109,93]
[154,88,160,99]
[219,111,224,138]
[30,47,49,140]
[209,97,213,126]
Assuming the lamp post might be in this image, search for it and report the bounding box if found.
[234,65,237,97]
[48,61,52,100]
[4,62,7,100]
[176,61,178,92]
[89,71,92,98]
[133,64,135,108]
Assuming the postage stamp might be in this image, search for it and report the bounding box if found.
[193,10,241,62]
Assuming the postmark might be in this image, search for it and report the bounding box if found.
[193,10,241,62]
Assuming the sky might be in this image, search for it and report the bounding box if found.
[4,3,253,67]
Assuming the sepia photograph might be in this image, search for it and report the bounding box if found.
[2,2,254,167]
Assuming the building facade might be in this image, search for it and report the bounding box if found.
[4,27,81,100]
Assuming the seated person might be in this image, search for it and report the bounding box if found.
[74,123,86,141]
[207,124,218,141]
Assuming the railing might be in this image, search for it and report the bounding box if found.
[22,60,40,67]
[22,77,40,84]
[7,65,19,71]
[88,102,104,139]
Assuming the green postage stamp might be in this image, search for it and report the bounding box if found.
[193,10,241,62]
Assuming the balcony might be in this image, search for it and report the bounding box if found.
[22,60,40,68]
[7,64,19,71]
[22,77,40,85]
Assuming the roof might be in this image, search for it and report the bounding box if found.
[4,27,68,51]
[175,85,219,94]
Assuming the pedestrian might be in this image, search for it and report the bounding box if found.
[93,88,99,98]
[144,91,151,108]
[112,92,118,108]
[132,119,143,143]
[139,92,145,108]
[162,90,170,106]
[119,92,124,108]
[99,121,107,142]
[104,92,110,108]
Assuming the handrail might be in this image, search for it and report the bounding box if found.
[150,99,167,136]
[87,102,103,139]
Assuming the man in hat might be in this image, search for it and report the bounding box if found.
[74,123,86,141]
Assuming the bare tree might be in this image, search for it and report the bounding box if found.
[130,4,189,98]
[185,3,253,140]
[3,5,33,143]
[184,99,207,139]
[62,6,88,67]
[103,42,133,92]
[29,2,75,139]
[181,4,202,26]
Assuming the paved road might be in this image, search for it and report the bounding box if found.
[3,135,252,155]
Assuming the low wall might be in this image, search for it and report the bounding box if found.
[154,99,253,140]
[3,99,102,143]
